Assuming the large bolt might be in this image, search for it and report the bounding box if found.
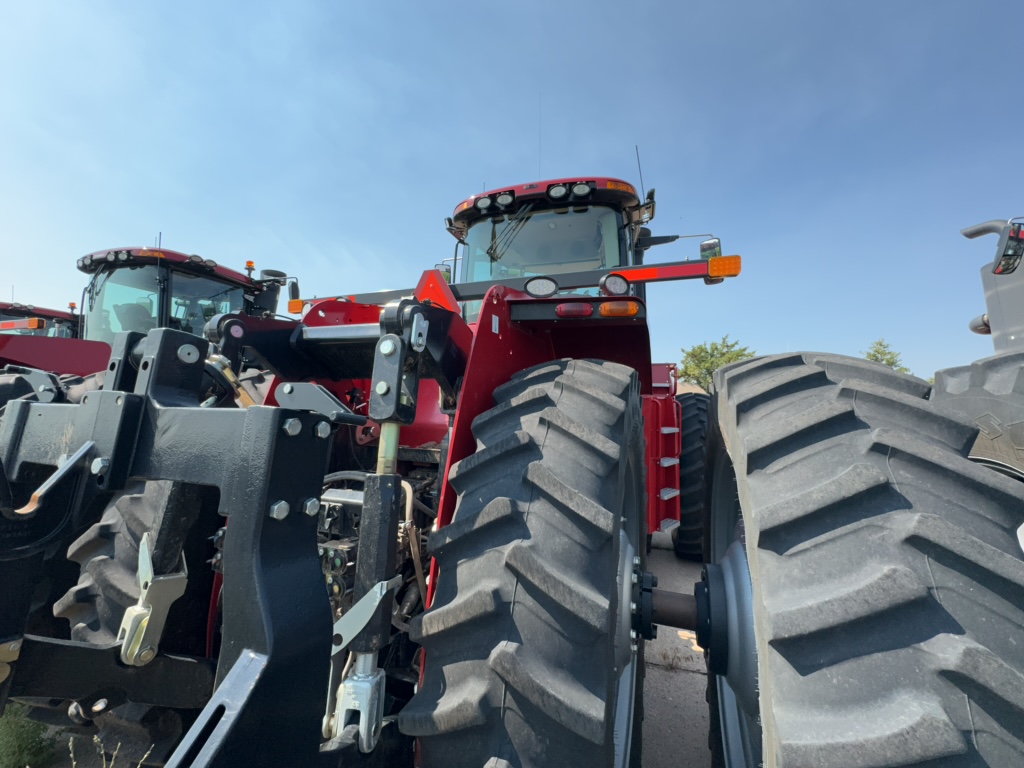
[281,383,294,394]
[375,381,390,395]
[7,640,21,653]
[91,457,110,476]
[303,498,321,517]
[91,698,109,715]
[138,646,156,664]
[269,501,290,520]
[282,418,302,437]
[177,344,200,364]
[380,339,396,356]
[315,422,331,439]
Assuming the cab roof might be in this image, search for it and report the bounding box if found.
[76,247,256,288]
[452,177,641,221]
[0,301,77,322]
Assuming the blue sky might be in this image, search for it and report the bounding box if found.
[1,1,1018,378]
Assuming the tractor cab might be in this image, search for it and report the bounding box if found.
[447,179,644,318]
[77,248,295,345]
[445,177,723,320]
[0,302,78,338]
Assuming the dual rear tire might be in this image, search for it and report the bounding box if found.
[706,352,1024,766]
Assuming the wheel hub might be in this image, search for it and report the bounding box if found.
[695,540,758,717]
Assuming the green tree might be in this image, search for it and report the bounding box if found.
[864,338,911,374]
[0,703,56,768]
[679,335,755,392]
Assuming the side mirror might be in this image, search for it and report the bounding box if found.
[639,189,656,225]
[701,238,725,285]
[253,269,288,314]
[434,263,452,283]
[289,280,300,302]
[700,238,722,259]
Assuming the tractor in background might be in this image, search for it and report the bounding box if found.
[0,247,296,397]
[0,301,79,338]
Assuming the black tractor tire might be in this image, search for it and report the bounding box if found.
[399,359,647,768]
[53,481,214,644]
[671,391,711,560]
[50,480,218,765]
[0,372,35,409]
[930,350,1024,482]
[706,352,1024,767]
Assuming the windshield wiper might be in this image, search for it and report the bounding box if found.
[197,285,237,304]
[487,202,534,262]
[86,268,115,312]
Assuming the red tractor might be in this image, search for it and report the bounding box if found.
[0,247,295,399]
[3,181,1021,768]
[0,177,742,766]
[0,301,79,337]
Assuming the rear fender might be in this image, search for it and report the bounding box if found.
[0,336,111,378]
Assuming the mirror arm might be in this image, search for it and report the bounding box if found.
[636,235,680,249]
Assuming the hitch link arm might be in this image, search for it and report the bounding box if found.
[322,574,402,749]
[118,532,188,667]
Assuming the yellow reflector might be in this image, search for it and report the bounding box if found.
[708,255,742,278]
[605,180,637,195]
[288,299,304,314]
[599,300,640,318]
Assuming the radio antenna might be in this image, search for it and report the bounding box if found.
[635,145,646,200]
[538,91,543,178]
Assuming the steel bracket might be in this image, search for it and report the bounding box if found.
[118,532,188,667]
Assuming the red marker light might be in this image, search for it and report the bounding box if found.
[555,302,594,318]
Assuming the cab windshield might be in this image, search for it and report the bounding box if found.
[460,204,627,283]
[458,204,627,321]
[84,264,245,345]
[85,265,160,345]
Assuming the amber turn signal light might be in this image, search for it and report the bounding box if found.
[599,301,640,317]
[707,256,742,278]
